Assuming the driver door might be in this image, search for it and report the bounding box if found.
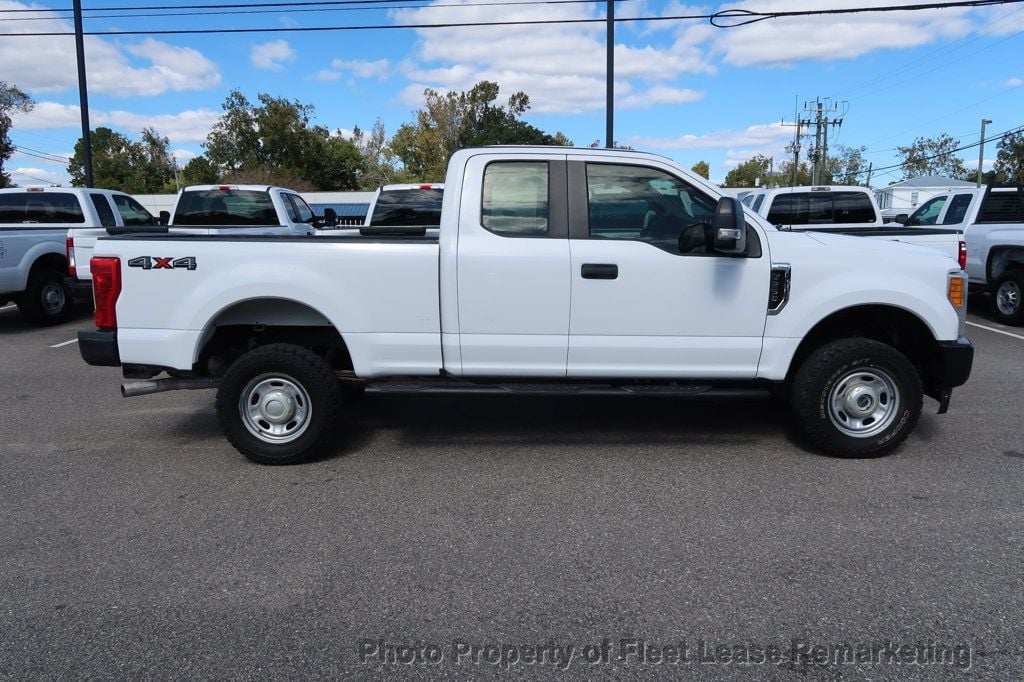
[566,159,771,378]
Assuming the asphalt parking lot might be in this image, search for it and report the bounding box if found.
[1,300,1022,678]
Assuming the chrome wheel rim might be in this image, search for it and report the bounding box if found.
[996,280,1021,317]
[828,368,900,438]
[42,281,65,315]
[239,374,312,444]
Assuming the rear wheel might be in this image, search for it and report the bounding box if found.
[216,343,343,465]
[992,270,1024,325]
[791,339,922,458]
[17,268,73,326]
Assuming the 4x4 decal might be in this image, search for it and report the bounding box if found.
[128,256,197,271]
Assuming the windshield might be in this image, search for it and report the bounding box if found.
[174,189,279,226]
[370,189,444,227]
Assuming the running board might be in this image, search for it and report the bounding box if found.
[365,382,769,398]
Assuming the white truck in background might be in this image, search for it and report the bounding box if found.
[902,185,1024,323]
[748,186,964,265]
[78,147,973,465]
[67,184,340,297]
[1,187,156,325]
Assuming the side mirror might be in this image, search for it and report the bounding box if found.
[323,207,338,228]
[895,214,909,225]
[712,197,747,255]
[158,210,170,226]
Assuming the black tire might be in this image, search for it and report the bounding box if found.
[216,343,343,465]
[991,270,1024,325]
[17,268,73,326]
[790,339,922,458]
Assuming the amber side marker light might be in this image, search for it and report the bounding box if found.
[948,274,966,308]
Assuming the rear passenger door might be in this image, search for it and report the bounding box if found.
[455,153,570,376]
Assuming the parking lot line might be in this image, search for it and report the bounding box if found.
[50,339,79,349]
[967,321,1024,342]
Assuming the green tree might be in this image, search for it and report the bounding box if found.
[691,160,710,180]
[896,133,967,180]
[825,144,869,185]
[352,119,400,189]
[179,155,220,185]
[0,82,33,188]
[391,81,571,181]
[67,127,176,193]
[993,131,1024,183]
[723,154,772,188]
[774,159,813,186]
[204,90,363,191]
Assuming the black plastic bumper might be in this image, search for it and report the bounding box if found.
[78,329,120,367]
[64,276,93,303]
[929,336,974,414]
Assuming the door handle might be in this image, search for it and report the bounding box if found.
[581,263,618,280]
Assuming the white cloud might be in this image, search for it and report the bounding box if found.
[315,58,392,82]
[12,102,221,144]
[631,122,794,150]
[619,86,704,110]
[251,40,296,71]
[9,167,67,186]
[0,2,220,96]
[1003,77,1023,88]
[391,0,709,114]
[171,149,197,163]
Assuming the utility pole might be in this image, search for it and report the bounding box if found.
[73,0,93,187]
[803,98,845,185]
[866,162,873,188]
[977,118,992,187]
[812,101,823,185]
[605,0,614,149]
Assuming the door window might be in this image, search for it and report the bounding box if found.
[584,163,717,254]
[481,161,549,237]
[906,196,946,226]
[112,195,154,226]
[89,193,117,227]
[286,194,316,224]
[942,194,974,225]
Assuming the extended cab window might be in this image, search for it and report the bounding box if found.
[943,193,974,225]
[113,194,154,226]
[585,163,719,254]
[481,162,548,237]
[174,190,278,226]
[906,196,947,226]
[371,189,444,227]
[90,194,117,227]
[0,192,84,224]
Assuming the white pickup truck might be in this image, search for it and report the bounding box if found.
[78,147,973,464]
[903,186,1024,324]
[747,185,964,264]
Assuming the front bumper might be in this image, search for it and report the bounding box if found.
[928,336,974,414]
[78,329,120,367]
[64,276,93,303]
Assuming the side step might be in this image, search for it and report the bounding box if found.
[364,382,769,399]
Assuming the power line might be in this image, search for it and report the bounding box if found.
[0,0,626,21]
[865,122,1024,175]
[13,146,71,164]
[2,0,1023,35]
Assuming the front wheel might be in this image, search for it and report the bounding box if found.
[992,270,1024,325]
[216,344,343,465]
[790,339,922,458]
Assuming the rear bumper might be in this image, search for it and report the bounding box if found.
[64,276,93,303]
[78,329,121,367]
[928,336,974,414]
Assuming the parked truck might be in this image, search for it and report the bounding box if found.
[901,185,1024,324]
[747,185,964,263]
[78,147,973,464]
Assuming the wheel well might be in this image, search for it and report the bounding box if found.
[30,253,68,278]
[196,298,352,376]
[787,305,939,384]
[987,247,1024,283]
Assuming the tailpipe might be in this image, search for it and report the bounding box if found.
[121,377,220,398]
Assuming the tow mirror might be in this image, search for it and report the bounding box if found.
[158,210,170,226]
[712,196,747,255]
[323,207,338,228]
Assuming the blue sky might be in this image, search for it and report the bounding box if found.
[3,0,1023,187]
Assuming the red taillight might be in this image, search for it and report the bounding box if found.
[91,256,121,330]
[419,184,432,189]
[958,240,967,271]
[66,237,76,277]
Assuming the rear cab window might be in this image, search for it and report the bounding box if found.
[767,190,875,225]
[0,192,85,224]
[978,188,1024,223]
[370,189,444,227]
[173,189,279,226]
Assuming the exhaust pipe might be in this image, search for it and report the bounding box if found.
[121,377,219,398]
